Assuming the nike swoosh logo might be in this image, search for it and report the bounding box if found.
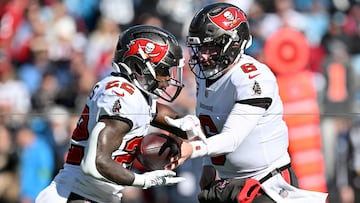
[248,73,261,79]
[112,90,124,97]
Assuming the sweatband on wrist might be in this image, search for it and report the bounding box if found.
[132,173,145,187]
[190,140,208,159]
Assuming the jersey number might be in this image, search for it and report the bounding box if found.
[240,63,257,73]
[105,80,135,95]
[66,105,141,168]
[199,115,226,165]
[114,137,142,167]
[66,105,90,164]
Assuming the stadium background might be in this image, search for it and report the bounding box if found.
[1,0,360,202]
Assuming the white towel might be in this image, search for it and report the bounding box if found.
[261,174,328,203]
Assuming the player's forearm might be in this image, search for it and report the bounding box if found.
[191,103,264,158]
[209,103,264,155]
[96,157,136,185]
[153,103,184,124]
[152,102,187,138]
[151,121,187,139]
[81,120,136,185]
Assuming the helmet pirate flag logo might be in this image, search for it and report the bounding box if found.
[208,7,247,31]
[125,39,168,63]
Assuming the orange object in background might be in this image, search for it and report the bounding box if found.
[264,28,310,75]
[291,149,328,192]
[283,99,320,127]
[276,71,317,103]
[327,63,348,102]
[278,73,328,193]
[288,124,322,153]
[265,28,328,193]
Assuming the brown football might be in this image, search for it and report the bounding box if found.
[136,132,180,170]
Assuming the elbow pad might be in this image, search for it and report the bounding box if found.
[81,122,111,182]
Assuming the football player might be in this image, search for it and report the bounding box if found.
[36,25,202,203]
[165,3,328,203]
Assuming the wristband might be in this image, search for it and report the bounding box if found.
[132,173,145,187]
[190,140,208,159]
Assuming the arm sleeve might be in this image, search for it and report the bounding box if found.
[206,103,265,156]
[81,122,112,182]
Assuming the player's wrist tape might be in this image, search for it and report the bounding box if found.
[132,173,145,187]
[190,140,208,158]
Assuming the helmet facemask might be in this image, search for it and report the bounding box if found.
[115,56,184,102]
[188,33,242,79]
[152,62,184,102]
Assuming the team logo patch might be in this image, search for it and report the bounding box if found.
[125,39,168,63]
[252,81,262,95]
[208,7,247,31]
[215,179,230,193]
[112,99,122,113]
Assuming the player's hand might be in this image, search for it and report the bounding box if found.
[165,115,207,143]
[164,138,193,170]
[141,170,185,189]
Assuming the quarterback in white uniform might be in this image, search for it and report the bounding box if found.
[35,25,201,203]
[166,3,328,203]
[194,53,290,179]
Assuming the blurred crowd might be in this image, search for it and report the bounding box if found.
[1,0,360,202]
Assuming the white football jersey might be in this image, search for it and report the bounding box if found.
[196,54,290,179]
[48,73,156,202]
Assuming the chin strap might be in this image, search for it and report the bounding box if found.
[239,35,252,57]
[245,35,253,49]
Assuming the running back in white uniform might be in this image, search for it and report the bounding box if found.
[196,54,290,179]
[37,73,156,203]
[37,24,190,203]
